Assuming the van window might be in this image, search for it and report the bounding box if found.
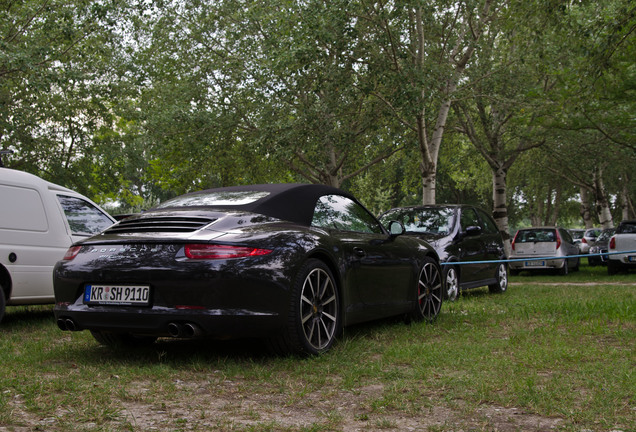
[0,184,48,231]
[57,195,113,235]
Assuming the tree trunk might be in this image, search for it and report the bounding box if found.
[621,172,635,220]
[548,185,562,226]
[413,1,493,205]
[530,197,543,227]
[492,166,511,256]
[593,168,614,229]
[580,187,593,228]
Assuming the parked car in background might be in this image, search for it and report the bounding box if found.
[509,227,580,275]
[54,184,443,355]
[607,220,636,275]
[569,229,585,251]
[587,228,615,266]
[0,168,115,322]
[579,228,602,254]
[378,204,507,301]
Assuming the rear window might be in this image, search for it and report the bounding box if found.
[516,229,556,243]
[156,191,270,208]
[570,230,584,240]
[617,222,636,234]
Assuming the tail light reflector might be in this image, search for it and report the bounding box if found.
[63,246,82,260]
[511,232,519,251]
[184,244,272,260]
[609,237,615,250]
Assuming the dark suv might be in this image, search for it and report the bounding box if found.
[379,205,507,301]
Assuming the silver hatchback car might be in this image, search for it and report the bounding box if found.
[509,227,580,275]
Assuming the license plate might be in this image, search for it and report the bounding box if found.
[525,260,545,267]
[84,284,150,306]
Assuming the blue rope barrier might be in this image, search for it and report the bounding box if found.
[439,250,636,266]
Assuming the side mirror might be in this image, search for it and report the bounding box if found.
[464,225,482,236]
[387,220,406,237]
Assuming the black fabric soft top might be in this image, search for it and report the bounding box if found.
[156,183,358,227]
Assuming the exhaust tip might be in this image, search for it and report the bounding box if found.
[65,319,77,331]
[167,322,183,338]
[57,318,68,331]
[183,323,201,338]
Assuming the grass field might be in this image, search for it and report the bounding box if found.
[0,263,634,431]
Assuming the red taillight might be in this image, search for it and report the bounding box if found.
[581,238,587,244]
[555,230,562,250]
[184,244,272,260]
[62,246,82,260]
[511,232,519,251]
[609,237,616,250]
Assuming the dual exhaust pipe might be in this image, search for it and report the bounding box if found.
[57,318,78,331]
[57,318,202,339]
[167,322,201,338]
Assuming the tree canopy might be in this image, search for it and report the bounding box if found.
[1,0,634,230]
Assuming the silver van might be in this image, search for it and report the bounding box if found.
[0,168,115,322]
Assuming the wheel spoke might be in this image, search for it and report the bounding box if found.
[320,293,336,307]
[306,319,316,341]
[301,310,313,325]
[307,275,317,297]
[301,294,313,307]
[321,311,336,323]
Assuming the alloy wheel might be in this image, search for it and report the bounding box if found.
[444,266,459,301]
[417,260,443,322]
[300,267,338,351]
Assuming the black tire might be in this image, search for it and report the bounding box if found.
[90,331,156,347]
[410,256,443,323]
[607,260,621,275]
[0,283,6,324]
[269,259,340,356]
[573,258,580,272]
[488,263,508,294]
[559,259,569,276]
[443,265,459,301]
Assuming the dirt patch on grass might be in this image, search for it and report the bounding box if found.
[120,378,564,431]
[2,376,565,431]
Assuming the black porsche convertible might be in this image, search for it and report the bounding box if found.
[54,184,443,355]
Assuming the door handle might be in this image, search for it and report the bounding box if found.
[353,247,366,257]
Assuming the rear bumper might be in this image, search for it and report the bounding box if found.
[607,253,636,266]
[54,302,285,339]
[509,257,567,270]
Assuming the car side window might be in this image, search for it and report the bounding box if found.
[560,228,574,244]
[57,195,114,235]
[312,195,383,234]
[459,208,480,231]
[476,209,499,234]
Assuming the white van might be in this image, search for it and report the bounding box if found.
[0,168,115,322]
